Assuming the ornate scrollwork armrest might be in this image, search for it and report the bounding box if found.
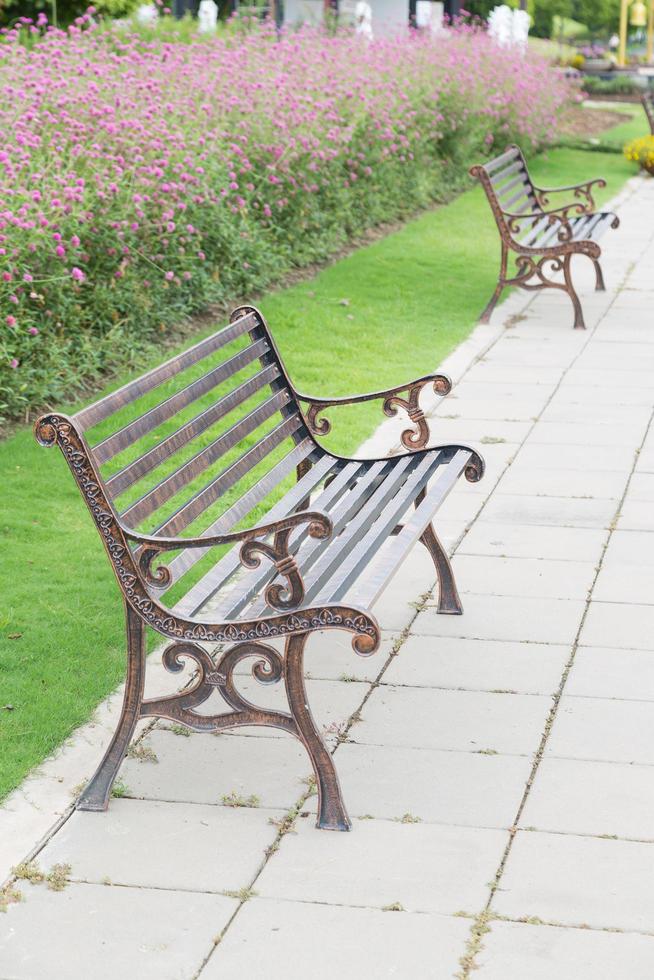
[126,511,332,610]
[296,374,452,452]
[533,178,606,216]
[505,206,580,243]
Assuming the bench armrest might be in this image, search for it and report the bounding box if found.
[532,178,606,215]
[295,373,452,452]
[124,512,332,610]
[504,209,575,244]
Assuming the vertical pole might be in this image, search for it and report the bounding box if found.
[647,0,654,62]
[619,0,630,67]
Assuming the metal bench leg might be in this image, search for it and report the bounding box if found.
[479,243,508,324]
[593,258,606,292]
[563,253,586,330]
[420,522,463,615]
[285,633,351,831]
[77,603,146,811]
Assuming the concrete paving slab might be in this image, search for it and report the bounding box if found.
[528,420,647,447]
[481,493,617,530]
[566,646,654,700]
[593,562,654,605]
[476,920,654,980]
[0,881,237,980]
[520,755,654,840]
[203,897,472,980]
[451,554,595,600]
[494,830,654,932]
[414,594,585,645]
[546,695,654,765]
[256,816,507,914]
[356,685,551,756]
[39,798,282,893]
[617,499,654,531]
[383,635,569,695]
[323,742,531,827]
[458,521,607,563]
[580,601,654,650]
[121,729,311,809]
[495,466,627,501]
[513,442,637,473]
[602,528,654,565]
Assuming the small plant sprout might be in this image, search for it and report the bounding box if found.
[221,791,260,808]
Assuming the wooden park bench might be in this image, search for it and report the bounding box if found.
[36,306,484,831]
[642,90,654,135]
[470,144,619,330]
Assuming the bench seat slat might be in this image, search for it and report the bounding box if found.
[282,454,420,609]
[309,452,443,606]
[94,338,272,466]
[106,363,279,497]
[214,459,373,621]
[74,312,257,431]
[350,449,471,608]
[120,390,294,528]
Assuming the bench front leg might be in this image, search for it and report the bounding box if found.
[479,240,508,324]
[285,632,351,831]
[77,602,146,811]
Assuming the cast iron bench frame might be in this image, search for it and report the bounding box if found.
[643,90,654,134]
[36,306,484,831]
[470,144,619,330]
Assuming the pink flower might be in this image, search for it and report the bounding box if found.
[71,267,85,281]
[6,315,17,327]
[55,245,66,258]
[9,358,19,369]
[23,273,33,282]
[164,271,174,281]
[28,326,39,335]
[71,235,80,247]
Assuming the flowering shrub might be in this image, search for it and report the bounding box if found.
[624,135,654,176]
[0,16,577,420]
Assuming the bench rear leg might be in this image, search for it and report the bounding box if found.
[420,522,463,615]
[77,603,146,811]
[593,258,606,292]
[563,253,586,330]
[285,632,351,831]
[479,243,508,324]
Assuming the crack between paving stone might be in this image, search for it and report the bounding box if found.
[456,250,654,976]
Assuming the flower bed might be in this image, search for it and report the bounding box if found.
[624,135,654,176]
[0,17,576,420]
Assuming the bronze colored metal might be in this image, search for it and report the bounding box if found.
[299,375,452,451]
[35,305,484,830]
[470,144,619,329]
[642,91,654,134]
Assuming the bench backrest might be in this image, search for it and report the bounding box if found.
[643,91,654,135]
[71,307,317,574]
[469,144,540,237]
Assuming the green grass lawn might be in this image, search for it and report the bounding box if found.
[0,135,640,802]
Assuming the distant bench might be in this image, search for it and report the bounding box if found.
[643,90,654,134]
[471,144,619,330]
[36,306,484,831]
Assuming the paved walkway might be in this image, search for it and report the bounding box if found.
[2,175,654,979]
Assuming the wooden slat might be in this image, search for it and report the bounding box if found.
[120,390,294,528]
[220,459,377,620]
[74,312,257,431]
[94,339,271,465]
[106,364,278,497]
[153,413,304,539]
[502,184,534,212]
[490,159,525,187]
[174,451,340,615]
[350,450,471,608]
[166,441,325,589]
[310,452,443,606]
